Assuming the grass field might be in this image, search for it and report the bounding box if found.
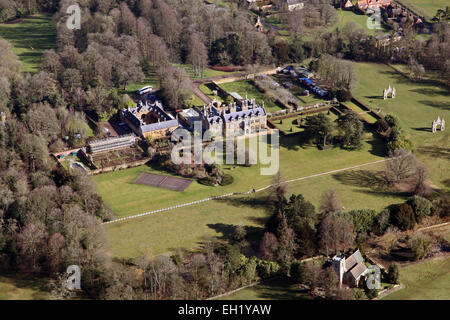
[96,133,385,218]
[383,256,450,300]
[335,10,389,35]
[0,14,56,73]
[178,64,239,79]
[219,80,284,112]
[0,274,50,300]
[353,62,450,190]
[122,65,238,96]
[217,278,312,300]
[102,133,404,259]
[398,0,448,19]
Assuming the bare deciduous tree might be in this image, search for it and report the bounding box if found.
[384,149,419,185]
[259,232,279,261]
[319,188,341,213]
[319,213,355,256]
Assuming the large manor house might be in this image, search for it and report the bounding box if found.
[120,97,268,139]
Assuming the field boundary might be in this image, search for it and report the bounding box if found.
[102,158,391,225]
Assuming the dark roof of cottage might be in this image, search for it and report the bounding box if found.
[345,249,363,270]
[348,261,367,280]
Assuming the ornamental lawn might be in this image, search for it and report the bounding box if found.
[353,62,450,190]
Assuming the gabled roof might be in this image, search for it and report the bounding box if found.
[141,119,178,132]
[348,261,367,280]
[345,249,363,270]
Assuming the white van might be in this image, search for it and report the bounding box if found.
[136,85,152,95]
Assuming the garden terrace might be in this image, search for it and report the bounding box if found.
[90,145,147,170]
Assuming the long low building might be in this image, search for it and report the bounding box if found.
[87,134,136,154]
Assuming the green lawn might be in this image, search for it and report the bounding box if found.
[272,117,303,134]
[199,82,226,103]
[185,92,205,108]
[335,10,390,35]
[123,65,238,96]
[219,80,284,112]
[398,0,448,19]
[217,278,312,300]
[96,133,386,219]
[383,257,450,300]
[0,274,50,300]
[120,72,159,96]
[102,131,404,259]
[0,14,56,73]
[342,101,379,124]
[353,62,450,190]
[177,64,239,79]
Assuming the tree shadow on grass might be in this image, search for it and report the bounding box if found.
[418,100,450,111]
[365,95,384,100]
[442,179,450,189]
[213,194,271,211]
[410,88,450,97]
[253,278,312,300]
[354,189,410,200]
[366,136,387,157]
[413,127,432,132]
[332,170,390,191]
[278,134,303,151]
[416,146,450,160]
[206,223,265,245]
